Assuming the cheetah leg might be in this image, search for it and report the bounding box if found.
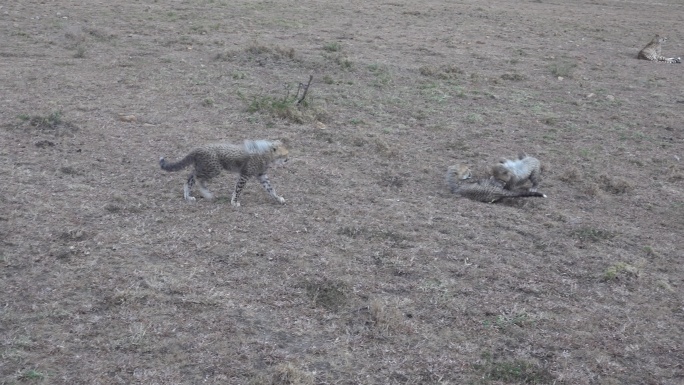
[231,174,249,207]
[656,55,681,63]
[529,172,540,192]
[197,179,214,200]
[258,174,285,204]
[184,174,197,202]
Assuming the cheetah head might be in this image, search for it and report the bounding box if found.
[491,164,513,183]
[270,140,289,166]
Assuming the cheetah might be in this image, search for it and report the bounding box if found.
[638,34,681,63]
[447,164,546,203]
[491,153,542,191]
[160,139,288,207]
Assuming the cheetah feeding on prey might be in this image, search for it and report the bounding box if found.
[447,164,546,203]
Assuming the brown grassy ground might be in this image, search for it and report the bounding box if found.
[1,0,683,384]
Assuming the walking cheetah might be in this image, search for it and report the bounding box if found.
[160,139,288,207]
[638,34,681,63]
[491,153,542,191]
[447,164,546,203]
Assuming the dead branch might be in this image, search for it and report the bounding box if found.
[296,74,314,105]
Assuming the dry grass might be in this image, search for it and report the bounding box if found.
[1,0,684,384]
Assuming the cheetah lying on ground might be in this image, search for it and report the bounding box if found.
[446,164,546,203]
[638,34,681,63]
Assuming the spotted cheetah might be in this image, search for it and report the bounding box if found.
[160,139,288,207]
[491,153,542,191]
[446,164,546,203]
[638,34,681,63]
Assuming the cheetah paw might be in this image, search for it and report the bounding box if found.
[231,200,241,208]
[276,196,285,204]
[185,196,197,202]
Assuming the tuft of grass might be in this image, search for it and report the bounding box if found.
[104,202,122,213]
[20,369,45,380]
[603,262,639,281]
[59,165,81,176]
[380,174,404,188]
[578,148,593,160]
[643,246,655,257]
[323,41,341,52]
[549,61,576,78]
[335,55,353,69]
[212,42,296,62]
[244,94,305,123]
[541,115,557,125]
[368,299,405,337]
[201,97,215,107]
[571,227,615,242]
[166,11,179,21]
[500,73,525,81]
[190,24,209,35]
[238,78,325,124]
[250,363,315,385]
[299,279,347,311]
[246,42,295,59]
[483,312,532,330]
[597,174,632,194]
[322,75,334,84]
[31,110,63,128]
[465,113,484,124]
[337,225,365,238]
[338,226,411,242]
[18,110,78,136]
[558,167,581,183]
[128,323,148,346]
[476,356,554,384]
[419,64,462,80]
[73,45,86,58]
[368,64,392,87]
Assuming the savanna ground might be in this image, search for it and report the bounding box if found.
[1,0,683,384]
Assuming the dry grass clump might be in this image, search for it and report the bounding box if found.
[603,262,639,281]
[298,278,348,311]
[214,42,296,62]
[570,226,615,243]
[368,299,407,337]
[13,111,79,136]
[475,355,554,385]
[250,363,314,385]
[500,73,526,81]
[419,64,463,79]
[597,174,633,194]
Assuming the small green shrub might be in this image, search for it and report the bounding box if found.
[323,41,341,52]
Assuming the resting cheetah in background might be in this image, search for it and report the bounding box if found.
[446,164,546,203]
[160,139,288,207]
[638,34,681,63]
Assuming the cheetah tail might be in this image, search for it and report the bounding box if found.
[509,190,547,198]
[159,154,194,172]
[445,166,458,193]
